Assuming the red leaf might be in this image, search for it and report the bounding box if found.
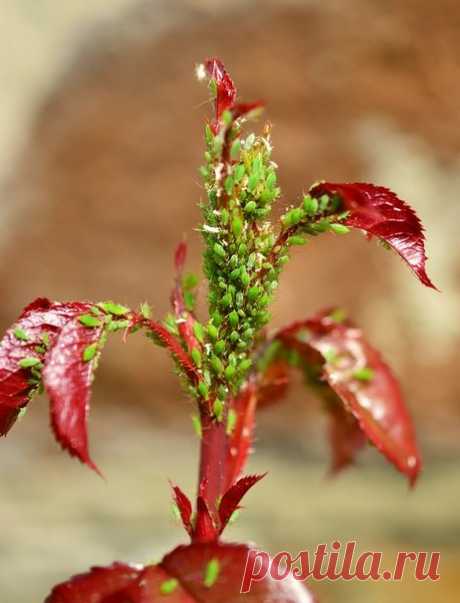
[225,383,258,489]
[204,58,264,132]
[0,298,92,436]
[193,495,218,544]
[143,319,199,384]
[47,543,315,602]
[257,360,290,408]
[174,240,187,274]
[327,399,367,474]
[310,182,436,289]
[277,309,422,485]
[219,474,266,533]
[205,58,237,122]
[43,315,105,473]
[171,484,193,536]
[45,562,143,603]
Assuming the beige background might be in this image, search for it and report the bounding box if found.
[0,1,459,601]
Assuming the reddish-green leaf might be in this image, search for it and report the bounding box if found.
[310,182,436,289]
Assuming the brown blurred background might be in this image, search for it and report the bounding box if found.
[1,1,459,601]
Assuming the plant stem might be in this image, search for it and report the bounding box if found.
[198,409,228,517]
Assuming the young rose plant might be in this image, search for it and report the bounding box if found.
[0,59,436,602]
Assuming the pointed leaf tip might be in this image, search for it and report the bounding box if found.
[219,474,266,533]
[171,483,193,536]
[310,182,437,290]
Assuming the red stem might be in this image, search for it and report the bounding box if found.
[198,410,228,517]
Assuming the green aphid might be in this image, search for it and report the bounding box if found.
[79,314,102,328]
[229,331,239,343]
[41,332,51,347]
[160,578,178,595]
[266,169,277,188]
[228,310,239,328]
[319,194,330,211]
[199,166,209,179]
[226,409,237,436]
[247,253,257,270]
[287,235,307,246]
[191,414,202,439]
[198,381,209,399]
[82,344,98,362]
[18,357,41,369]
[310,219,330,233]
[330,308,348,323]
[213,243,226,258]
[247,173,260,193]
[208,78,217,98]
[213,398,224,421]
[282,207,304,227]
[191,348,202,368]
[224,177,234,196]
[107,319,130,332]
[353,367,374,382]
[303,194,319,215]
[207,323,219,340]
[220,208,229,225]
[244,200,257,213]
[240,269,250,287]
[183,273,199,290]
[323,348,339,365]
[205,124,214,146]
[184,291,196,312]
[230,267,241,281]
[99,301,130,316]
[235,292,244,308]
[239,358,252,373]
[139,302,152,319]
[220,293,232,308]
[224,364,236,380]
[238,243,247,256]
[211,311,223,326]
[214,340,226,356]
[193,322,205,344]
[233,163,245,183]
[230,139,241,159]
[221,109,232,127]
[330,223,350,235]
[210,356,224,375]
[231,216,243,237]
[14,328,29,342]
[203,558,220,588]
[248,286,261,302]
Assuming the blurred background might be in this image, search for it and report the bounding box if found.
[0,1,459,601]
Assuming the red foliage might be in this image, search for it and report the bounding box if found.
[273,309,421,485]
[47,543,315,602]
[310,182,436,289]
[205,58,264,133]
